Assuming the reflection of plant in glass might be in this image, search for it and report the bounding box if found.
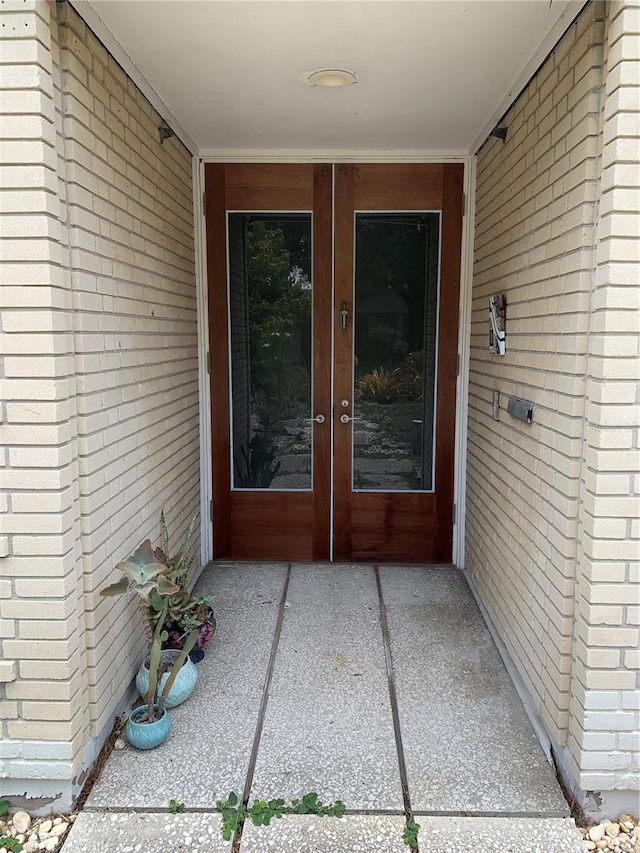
[357,353,423,404]
[396,364,423,401]
[247,222,310,418]
[234,426,281,489]
[357,367,402,403]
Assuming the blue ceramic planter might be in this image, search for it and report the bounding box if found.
[136,650,198,709]
[126,704,171,750]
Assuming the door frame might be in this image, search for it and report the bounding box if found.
[193,153,475,567]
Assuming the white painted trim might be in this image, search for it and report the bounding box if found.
[200,149,469,164]
[470,0,588,154]
[69,0,198,155]
[193,157,213,565]
[452,155,475,569]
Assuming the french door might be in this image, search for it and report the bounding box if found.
[205,163,463,563]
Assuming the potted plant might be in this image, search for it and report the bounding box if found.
[157,589,215,663]
[126,598,199,749]
[100,535,180,647]
[151,512,216,662]
[100,523,202,712]
[135,591,200,707]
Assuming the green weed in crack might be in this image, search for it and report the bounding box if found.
[216,791,346,841]
[402,818,420,849]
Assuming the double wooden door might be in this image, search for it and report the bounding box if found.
[206,163,463,563]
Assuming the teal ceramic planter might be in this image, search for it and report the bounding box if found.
[136,650,198,708]
[126,704,171,750]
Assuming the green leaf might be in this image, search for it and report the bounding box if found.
[215,790,347,845]
[99,578,130,597]
[402,819,420,848]
[0,838,23,853]
[150,593,164,611]
[156,575,180,596]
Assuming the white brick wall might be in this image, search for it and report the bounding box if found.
[0,0,89,808]
[0,0,199,810]
[569,0,640,814]
[54,2,199,742]
[466,0,639,814]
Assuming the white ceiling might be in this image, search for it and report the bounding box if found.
[80,0,582,155]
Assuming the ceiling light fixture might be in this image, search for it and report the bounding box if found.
[304,69,357,88]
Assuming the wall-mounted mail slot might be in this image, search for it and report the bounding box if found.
[507,396,534,424]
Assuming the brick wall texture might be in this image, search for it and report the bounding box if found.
[0,0,199,807]
[467,0,639,806]
[1,0,637,815]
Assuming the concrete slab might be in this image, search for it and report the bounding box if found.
[62,812,229,852]
[407,816,585,852]
[86,563,287,809]
[241,814,408,852]
[250,564,404,810]
[380,565,569,816]
[62,812,584,853]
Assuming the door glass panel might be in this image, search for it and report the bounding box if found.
[228,213,312,490]
[353,212,440,492]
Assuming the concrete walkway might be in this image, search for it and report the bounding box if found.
[64,563,585,852]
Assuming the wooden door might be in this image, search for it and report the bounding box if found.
[206,163,463,563]
[206,164,332,560]
[333,164,463,562]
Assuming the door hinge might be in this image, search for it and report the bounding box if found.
[203,192,206,216]
[462,192,466,217]
[207,351,211,374]
[209,500,213,522]
[456,353,460,375]
[453,502,457,525]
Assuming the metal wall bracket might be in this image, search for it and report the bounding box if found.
[507,396,533,424]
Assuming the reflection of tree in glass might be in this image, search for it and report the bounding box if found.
[247,221,311,418]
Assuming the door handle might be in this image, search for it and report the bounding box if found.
[339,413,360,424]
[306,414,326,424]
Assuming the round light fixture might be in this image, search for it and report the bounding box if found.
[304,69,357,88]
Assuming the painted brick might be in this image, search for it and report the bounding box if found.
[467,0,640,806]
[0,0,199,809]
[625,650,640,669]
[583,711,637,732]
[0,701,19,720]
[581,732,617,751]
[18,660,76,680]
[585,670,637,690]
[0,661,17,682]
[7,721,76,741]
